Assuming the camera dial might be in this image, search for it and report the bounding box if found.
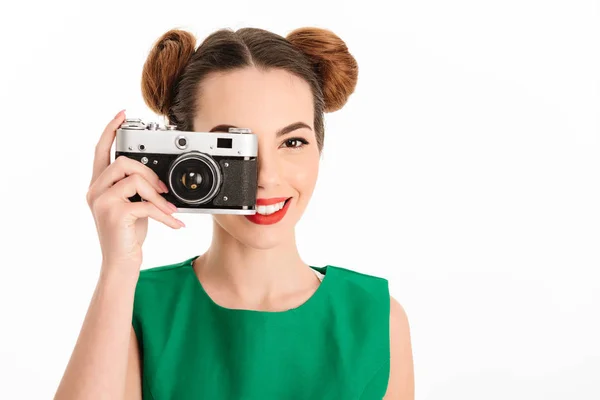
[121,119,145,130]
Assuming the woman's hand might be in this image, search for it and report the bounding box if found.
[86,110,185,275]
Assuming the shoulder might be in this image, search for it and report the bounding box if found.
[133,256,197,315]
[329,266,413,397]
[326,266,406,326]
[135,256,196,288]
[328,264,387,283]
[389,296,411,354]
[389,296,409,331]
[385,295,414,399]
[327,265,389,299]
[324,265,390,313]
[138,256,195,278]
[326,265,391,326]
[329,265,410,339]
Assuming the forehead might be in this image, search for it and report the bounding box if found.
[194,67,314,131]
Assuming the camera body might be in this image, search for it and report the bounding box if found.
[114,118,258,214]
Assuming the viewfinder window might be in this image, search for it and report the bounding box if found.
[217,138,233,149]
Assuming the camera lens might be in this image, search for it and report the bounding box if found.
[181,171,203,190]
[167,152,221,205]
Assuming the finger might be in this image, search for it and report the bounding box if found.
[90,109,127,187]
[124,201,185,229]
[88,156,167,204]
[110,173,177,217]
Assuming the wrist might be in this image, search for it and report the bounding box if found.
[99,262,140,287]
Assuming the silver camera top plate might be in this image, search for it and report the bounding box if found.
[115,118,257,158]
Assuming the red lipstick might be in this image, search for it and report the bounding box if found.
[245,197,291,225]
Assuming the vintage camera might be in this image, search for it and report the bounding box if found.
[114,118,258,214]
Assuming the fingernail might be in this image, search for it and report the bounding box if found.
[167,202,178,212]
[177,219,186,228]
[115,109,126,119]
[159,181,169,193]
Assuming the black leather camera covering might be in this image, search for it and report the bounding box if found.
[213,158,257,207]
[114,151,257,209]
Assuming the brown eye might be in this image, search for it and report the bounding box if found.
[282,137,309,149]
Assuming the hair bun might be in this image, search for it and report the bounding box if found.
[286,28,358,113]
[141,29,197,117]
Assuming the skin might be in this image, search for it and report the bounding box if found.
[56,67,414,399]
[189,67,324,310]
[188,67,415,398]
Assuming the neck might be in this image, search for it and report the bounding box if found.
[192,219,319,309]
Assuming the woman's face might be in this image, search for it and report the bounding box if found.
[193,67,320,249]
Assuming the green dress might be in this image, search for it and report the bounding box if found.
[132,255,391,399]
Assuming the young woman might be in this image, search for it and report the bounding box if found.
[55,26,414,399]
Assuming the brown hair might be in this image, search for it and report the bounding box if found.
[141,27,358,152]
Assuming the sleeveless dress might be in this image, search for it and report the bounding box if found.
[132,255,391,399]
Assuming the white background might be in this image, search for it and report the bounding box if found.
[0,0,598,399]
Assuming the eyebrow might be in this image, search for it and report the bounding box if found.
[209,122,312,137]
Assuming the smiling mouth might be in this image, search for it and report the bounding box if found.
[245,197,292,225]
[255,198,291,216]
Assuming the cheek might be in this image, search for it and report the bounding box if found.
[283,153,319,196]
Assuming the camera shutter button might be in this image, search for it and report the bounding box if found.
[176,136,188,149]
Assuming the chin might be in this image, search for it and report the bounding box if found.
[213,213,298,250]
[239,231,288,250]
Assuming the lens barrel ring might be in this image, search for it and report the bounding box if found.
[167,151,222,205]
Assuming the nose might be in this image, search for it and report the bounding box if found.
[256,146,281,190]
